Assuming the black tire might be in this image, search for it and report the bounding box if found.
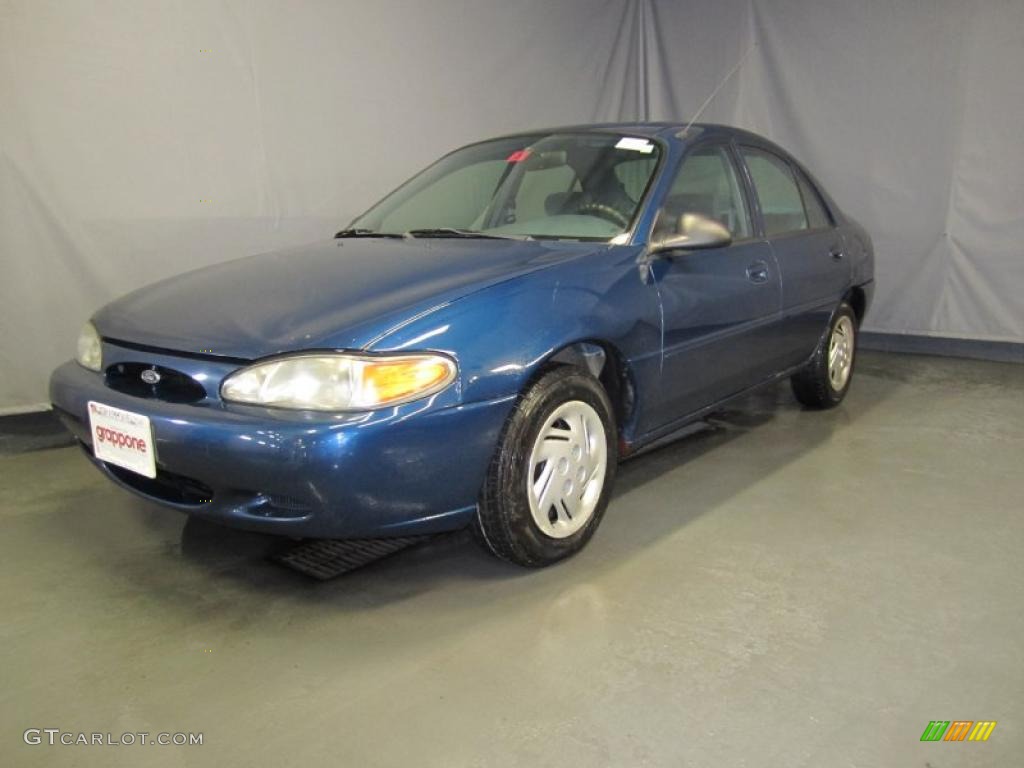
[791,301,858,409]
[474,366,618,567]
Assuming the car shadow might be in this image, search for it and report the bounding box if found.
[150,361,892,609]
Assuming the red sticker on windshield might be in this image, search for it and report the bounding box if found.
[506,149,531,163]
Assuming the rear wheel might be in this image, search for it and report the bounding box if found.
[791,301,857,408]
[474,366,617,567]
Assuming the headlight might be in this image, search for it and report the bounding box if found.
[220,353,457,411]
[76,322,102,371]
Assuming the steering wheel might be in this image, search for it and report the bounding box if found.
[576,202,630,228]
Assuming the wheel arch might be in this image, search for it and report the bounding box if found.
[845,285,867,326]
[534,339,637,437]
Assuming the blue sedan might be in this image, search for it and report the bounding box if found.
[50,123,874,567]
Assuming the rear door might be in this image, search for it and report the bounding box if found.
[738,146,849,369]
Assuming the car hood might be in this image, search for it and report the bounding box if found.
[93,237,598,359]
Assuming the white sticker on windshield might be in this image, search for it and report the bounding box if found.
[616,137,655,154]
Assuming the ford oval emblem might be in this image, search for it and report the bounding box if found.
[140,369,161,385]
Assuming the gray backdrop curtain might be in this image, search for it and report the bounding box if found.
[2,0,1022,411]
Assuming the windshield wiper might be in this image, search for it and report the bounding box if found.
[403,227,531,241]
[334,228,403,239]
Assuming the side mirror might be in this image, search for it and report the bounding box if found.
[649,213,732,254]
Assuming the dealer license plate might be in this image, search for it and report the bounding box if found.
[88,401,157,479]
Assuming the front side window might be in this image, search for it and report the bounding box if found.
[351,133,663,241]
[652,145,751,240]
[740,147,809,237]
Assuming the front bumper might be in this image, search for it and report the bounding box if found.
[50,358,514,539]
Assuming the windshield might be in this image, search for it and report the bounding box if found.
[349,132,662,241]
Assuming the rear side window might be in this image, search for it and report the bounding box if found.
[740,147,808,237]
[796,170,831,230]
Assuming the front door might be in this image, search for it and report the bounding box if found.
[646,143,782,430]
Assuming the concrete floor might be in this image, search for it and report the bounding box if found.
[1,351,1021,767]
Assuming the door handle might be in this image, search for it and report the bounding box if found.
[746,261,769,283]
[830,249,845,261]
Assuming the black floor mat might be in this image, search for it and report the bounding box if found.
[0,411,75,454]
[271,536,432,580]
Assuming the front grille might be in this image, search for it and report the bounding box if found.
[105,461,214,505]
[105,363,207,403]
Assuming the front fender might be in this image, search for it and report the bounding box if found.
[368,246,663,436]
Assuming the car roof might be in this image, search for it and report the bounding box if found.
[497,122,769,145]
[487,122,833,209]
[496,122,815,179]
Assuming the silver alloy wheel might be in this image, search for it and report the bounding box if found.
[828,315,855,391]
[526,400,608,539]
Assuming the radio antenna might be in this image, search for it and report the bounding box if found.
[681,41,757,135]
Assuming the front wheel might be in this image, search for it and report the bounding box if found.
[474,366,617,567]
[791,301,858,409]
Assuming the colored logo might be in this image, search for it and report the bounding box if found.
[920,721,996,742]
